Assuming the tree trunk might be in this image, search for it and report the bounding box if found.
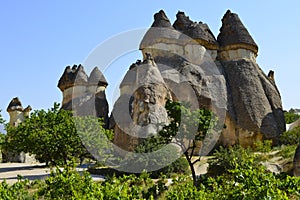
[184,151,197,186]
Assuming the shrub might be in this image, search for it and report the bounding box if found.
[280,127,300,145]
[209,145,260,175]
[0,178,31,200]
[280,126,300,145]
[253,140,272,153]
[38,166,103,199]
[284,109,300,124]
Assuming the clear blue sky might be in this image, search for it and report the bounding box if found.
[1,1,299,121]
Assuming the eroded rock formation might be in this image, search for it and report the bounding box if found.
[217,10,285,146]
[137,9,285,148]
[57,9,286,152]
[110,54,171,151]
[3,97,32,163]
[7,97,32,127]
[58,65,109,126]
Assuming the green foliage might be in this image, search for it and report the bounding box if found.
[162,175,208,200]
[0,178,32,200]
[38,166,103,200]
[280,126,300,145]
[159,100,216,142]
[5,103,90,166]
[0,110,6,156]
[75,116,114,165]
[0,110,5,125]
[135,100,216,185]
[278,144,298,159]
[253,140,272,153]
[39,167,164,200]
[284,109,300,124]
[209,145,260,175]
[0,160,299,199]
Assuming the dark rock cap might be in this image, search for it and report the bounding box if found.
[173,11,193,31]
[58,64,88,91]
[7,97,24,112]
[217,10,258,53]
[23,106,32,113]
[88,67,108,87]
[173,11,219,50]
[151,10,172,27]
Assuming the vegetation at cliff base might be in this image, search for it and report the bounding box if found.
[0,145,300,199]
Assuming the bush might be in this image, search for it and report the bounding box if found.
[38,166,103,199]
[0,178,31,200]
[280,127,300,145]
[151,157,190,178]
[209,145,260,175]
[284,109,300,124]
[253,140,272,153]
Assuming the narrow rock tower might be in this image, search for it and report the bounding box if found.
[217,10,285,146]
[3,97,32,163]
[7,97,32,127]
[58,65,109,126]
[111,53,170,151]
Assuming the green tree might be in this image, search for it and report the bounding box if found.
[284,109,300,124]
[5,103,90,166]
[136,100,217,186]
[0,111,6,161]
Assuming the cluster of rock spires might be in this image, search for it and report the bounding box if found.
[57,64,109,126]
[6,9,299,174]
[6,97,32,127]
[56,10,286,150]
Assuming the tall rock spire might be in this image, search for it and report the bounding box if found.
[217,10,258,54]
[111,53,170,151]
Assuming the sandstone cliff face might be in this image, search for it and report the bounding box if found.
[58,65,109,127]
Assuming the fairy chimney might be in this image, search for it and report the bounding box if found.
[58,65,109,126]
[111,53,170,151]
[7,97,32,127]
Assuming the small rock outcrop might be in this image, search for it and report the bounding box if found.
[293,144,300,176]
[58,65,109,126]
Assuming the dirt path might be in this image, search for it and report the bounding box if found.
[0,163,50,184]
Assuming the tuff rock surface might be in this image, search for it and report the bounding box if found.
[137,9,285,148]
[110,54,170,151]
[3,97,32,163]
[58,65,109,127]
